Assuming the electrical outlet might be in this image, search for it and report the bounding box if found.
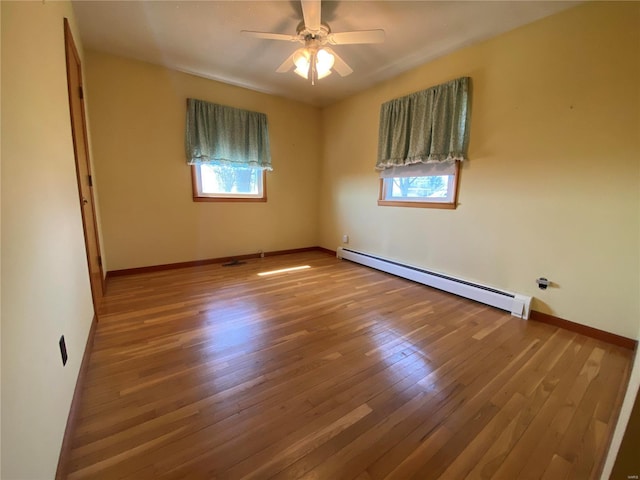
[536,277,551,290]
[59,335,68,366]
[342,234,349,244]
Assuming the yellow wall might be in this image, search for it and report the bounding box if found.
[319,2,640,339]
[1,1,95,478]
[1,2,637,477]
[84,52,322,271]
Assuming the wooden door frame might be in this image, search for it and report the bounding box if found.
[63,18,105,311]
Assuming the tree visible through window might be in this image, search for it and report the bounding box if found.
[378,161,459,209]
[200,165,260,194]
[192,164,266,202]
[391,176,446,198]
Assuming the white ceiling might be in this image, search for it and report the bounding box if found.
[72,1,578,107]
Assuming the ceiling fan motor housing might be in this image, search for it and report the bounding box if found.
[296,21,331,42]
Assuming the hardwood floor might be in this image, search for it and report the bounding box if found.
[65,251,633,479]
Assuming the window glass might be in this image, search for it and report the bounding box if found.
[384,175,455,202]
[378,161,459,209]
[192,165,266,202]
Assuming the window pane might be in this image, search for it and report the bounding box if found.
[387,175,452,201]
[378,162,459,209]
[200,165,260,195]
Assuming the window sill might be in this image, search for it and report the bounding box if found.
[377,200,457,209]
[193,196,267,203]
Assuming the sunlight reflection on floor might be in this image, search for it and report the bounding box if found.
[368,319,436,388]
[257,265,311,276]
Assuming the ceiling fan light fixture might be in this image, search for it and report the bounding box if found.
[317,69,332,80]
[294,66,309,79]
[243,0,385,84]
[292,46,334,81]
[293,48,311,70]
[293,48,311,78]
[316,48,335,76]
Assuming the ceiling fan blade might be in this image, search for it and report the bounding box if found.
[301,0,321,32]
[328,29,385,45]
[241,30,299,42]
[276,52,296,73]
[324,47,353,77]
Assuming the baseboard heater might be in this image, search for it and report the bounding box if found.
[336,247,532,319]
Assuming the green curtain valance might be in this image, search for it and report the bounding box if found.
[185,98,272,171]
[376,77,470,170]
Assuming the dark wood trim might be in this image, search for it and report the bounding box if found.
[316,246,337,256]
[55,314,98,480]
[191,166,267,203]
[64,18,105,312]
[262,247,328,258]
[530,310,637,350]
[106,246,334,278]
[377,198,457,209]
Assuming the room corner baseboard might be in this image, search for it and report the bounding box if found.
[106,246,334,278]
[530,310,637,350]
[316,246,336,256]
[55,314,98,480]
[263,247,332,258]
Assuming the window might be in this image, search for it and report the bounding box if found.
[191,164,266,202]
[378,161,459,209]
[185,98,272,203]
[375,77,469,210]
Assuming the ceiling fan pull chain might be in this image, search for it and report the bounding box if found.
[310,50,317,86]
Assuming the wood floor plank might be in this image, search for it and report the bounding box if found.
[540,454,572,480]
[62,251,634,480]
[276,322,537,480]
[381,425,454,480]
[465,332,588,479]
[158,340,442,473]
[489,338,598,480]
[438,392,527,479]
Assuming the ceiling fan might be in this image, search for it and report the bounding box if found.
[241,0,385,85]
